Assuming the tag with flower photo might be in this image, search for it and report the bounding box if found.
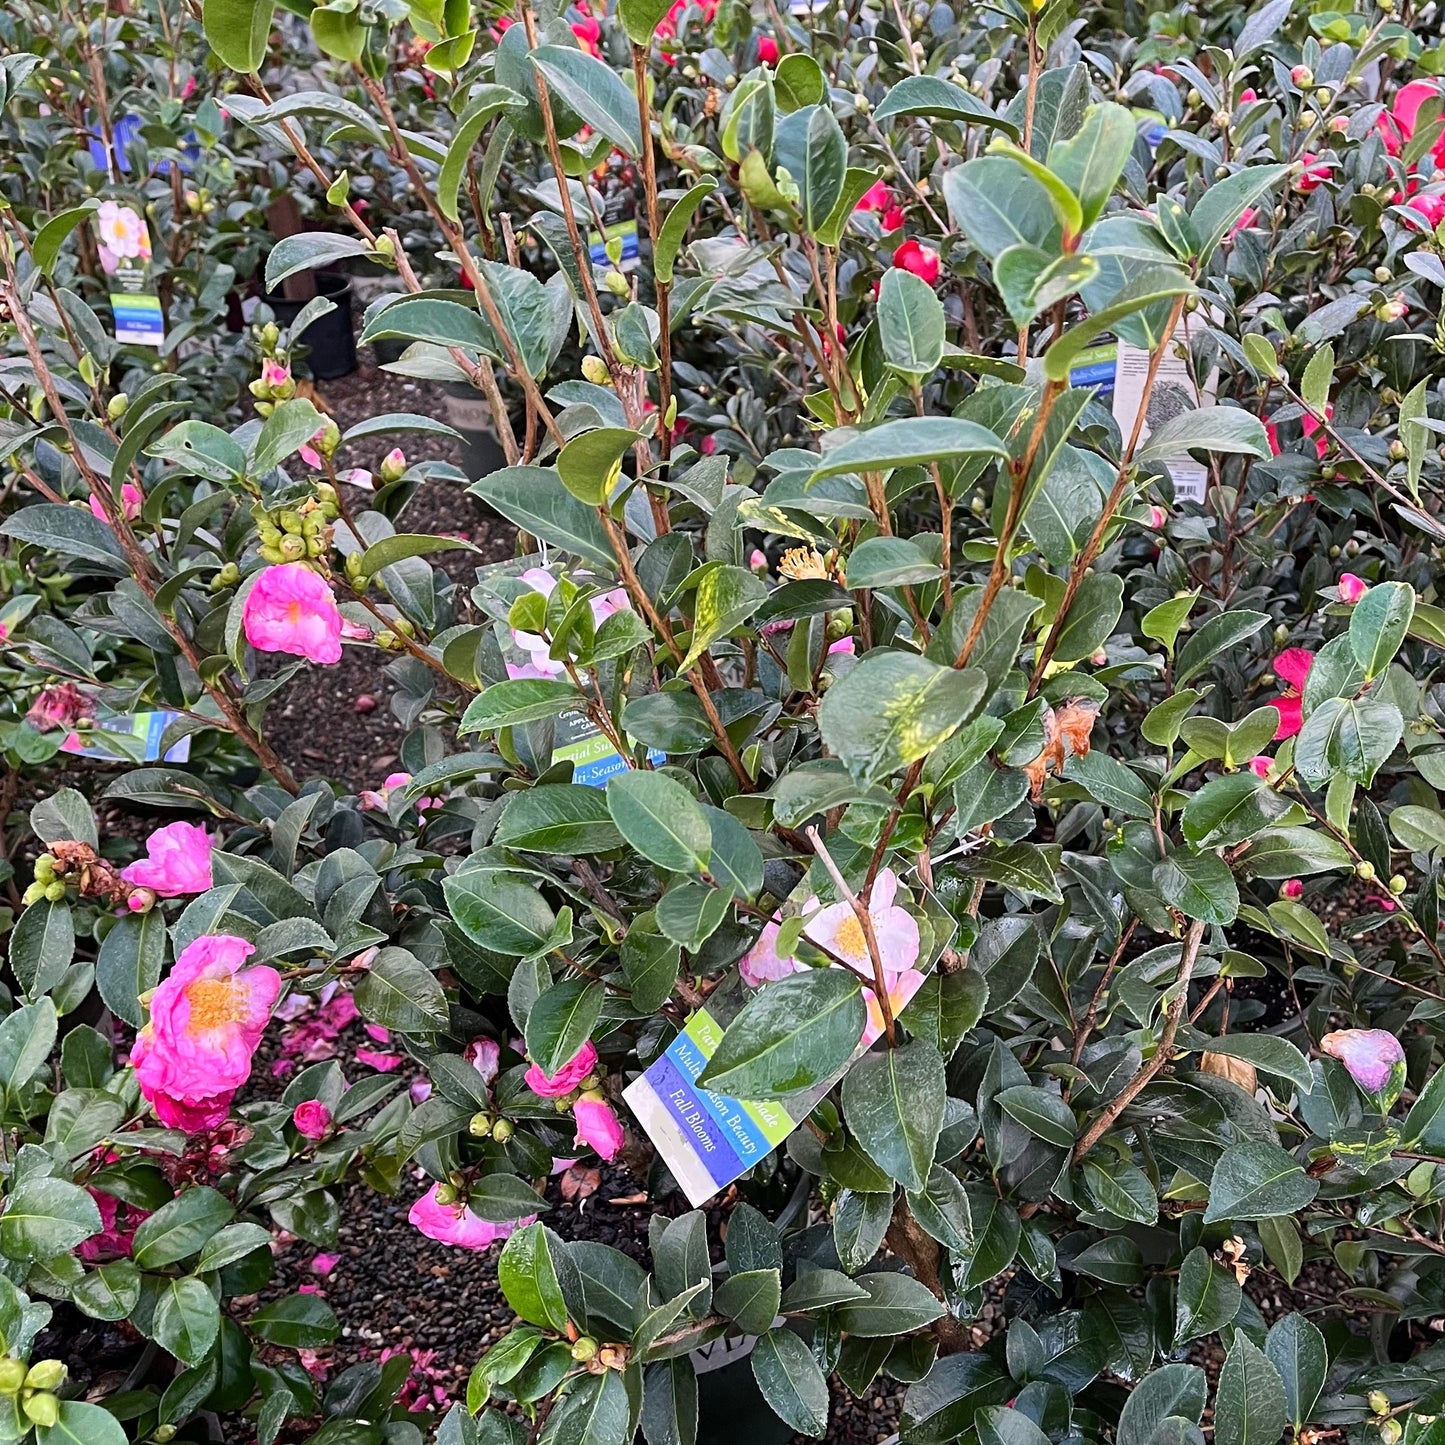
[96,194,165,347]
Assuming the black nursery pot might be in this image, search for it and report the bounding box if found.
[266,271,356,381]
[442,381,509,480]
[693,1336,795,1445]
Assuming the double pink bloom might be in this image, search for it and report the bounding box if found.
[131,934,282,1131]
[122,821,214,898]
[524,1041,625,1160]
[408,1184,535,1250]
[242,565,344,665]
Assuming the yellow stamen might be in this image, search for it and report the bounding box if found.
[186,978,247,1035]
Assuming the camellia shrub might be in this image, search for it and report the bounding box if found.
[4,0,1445,1440]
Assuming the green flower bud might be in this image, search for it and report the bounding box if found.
[571,1337,599,1362]
[107,393,129,420]
[34,854,55,882]
[278,535,308,562]
[261,322,281,348]
[278,509,305,534]
[1356,860,1376,881]
[603,270,630,298]
[44,881,67,903]
[469,1112,493,1137]
[491,1119,514,1143]
[434,1182,459,1206]
[23,1361,65,1392]
[22,1392,59,1429]
[1381,1422,1403,1445]
[1390,874,1407,894]
[581,355,611,386]
[21,882,47,908]
[0,1359,27,1394]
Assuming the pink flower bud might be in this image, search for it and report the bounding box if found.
[1147,505,1169,529]
[127,887,157,913]
[1338,573,1368,604]
[1280,878,1303,900]
[379,448,407,483]
[292,1100,332,1138]
[1248,756,1272,778]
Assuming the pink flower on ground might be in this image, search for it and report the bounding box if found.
[526,1042,597,1098]
[1338,573,1369,603]
[1321,1027,1407,1099]
[1248,756,1273,779]
[739,918,795,987]
[574,1096,625,1160]
[293,1101,332,1138]
[1268,647,1314,740]
[90,483,144,523]
[892,238,941,285]
[1280,878,1304,900]
[408,1183,535,1249]
[364,1024,391,1044]
[130,935,281,1132]
[311,1252,340,1276]
[298,444,322,469]
[121,821,214,898]
[242,565,343,665]
[355,1049,402,1072]
[756,34,778,62]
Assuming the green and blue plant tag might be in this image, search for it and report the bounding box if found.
[96,195,165,347]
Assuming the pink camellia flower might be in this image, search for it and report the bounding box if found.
[293,1101,332,1138]
[510,568,631,676]
[861,968,928,1048]
[1248,756,1273,779]
[1407,193,1445,229]
[339,467,373,489]
[856,179,891,213]
[757,34,778,62]
[261,359,292,390]
[570,13,601,55]
[1378,80,1445,167]
[122,820,214,898]
[408,1183,535,1249]
[364,1024,391,1044]
[90,483,144,524]
[1280,878,1304,900]
[26,681,93,732]
[526,1041,597,1098]
[1295,154,1330,192]
[465,1037,501,1086]
[1227,207,1258,243]
[739,918,796,987]
[242,565,343,665]
[574,1095,625,1160]
[76,1190,148,1263]
[1338,573,1369,603]
[1237,87,1257,105]
[1268,647,1314,740]
[892,239,941,285]
[130,934,282,1132]
[1321,1027,1407,1103]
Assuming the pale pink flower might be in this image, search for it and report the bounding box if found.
[749,549,768,571]
[26,682,93,731]
[739,919,796,987]
[1147,505,1169,528]
[803,868,920,978]
[359,770,442,812]
[243,565,343,664]
[464,1037,501,1086]
[122,820,214,897]
[525,1042,597,1098]
[574,1096,624,1160]
[408,1183,534,1249]
[293,1101,332,1138]
[298,444,322,469]
[261,359,291,389]
[409,1078,432,1104]
[1338,574,1368,603]
[1320,1028,1406,1096]
[339,468,373,489]
[862,968,928,1048]
[130,935,281,1132]
[510,569,631,676]
[90,483,144,523]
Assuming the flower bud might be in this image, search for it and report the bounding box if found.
[1356,860,1376,880]
[379,447,407,483]
[44,881,67,903]
[1381,1422,1402,1445]
[21,883,46,908]
[1389,440,1407,460]
[22,1393,59,1429]
[107,393,129,420]
[1291,64,1313,86]
[1390,874,1407,895]
[571,1337,599,1362]
[278,535,308,563]
[434,1182,459,1206]
[581,355,611,386]
[23,1362,65,1393]
[1371,1395,1393,1419]
[603,270,630,298]
[491,1118,514,1143]
[314,418,342,457]
[469,1112,493,1137]
[0,1360,27,1395]
[127,887,157,914]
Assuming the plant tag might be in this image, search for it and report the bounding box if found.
[1112,312,1219,505]
[553,710,663,786]
[96,195,165,347]
[61,711,192,763]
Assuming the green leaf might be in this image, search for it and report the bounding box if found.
[360,295,493,351]
[2,503,127,572]
[38,1401,130,1445]
[438,88,528,222]
[1152,850,1239,924]
[496,786,623,853]
[900,1353,1012,1445]
[154,1276,221,1366]
[1043,266,1194,382]
[818,652,987,787]
[132,1187,234,1269]
[836,1272,946,1336]
[799,105,847,234]
[1064,751,1154,819]
[1173,1246,1242,1345]
[874,74,1019,137]
[713,1269,782,1335]
[845,537,944,589]
[1294,697,1403,787]
[524,979,602,1077]
[354,947,449,1032]
[203,0,275,70]
[842,1039,946,1192]
[1190,164,1291,264]
[1116,1363,1207,1445]
[655,179,716,284]
[1258,1215,1303,1287]
[1137,407,1272,465]
[498,1223,578,1331]
[1404,1061,1445,1150]
[1301,344,1335,418]
[263,234,370,290]
[468,467,615,568]
[251,397,324,474]
[0,1177,102,1262]
[682,565,768,668]
[1204,1140,1319,1223]
[1181,774,1298,848]
[357,532,481,578]
[1049,102,1135,229]
[547,1370,631,1445]
[1265,1313,1327,1431]
[877,267,946,378]
[606,772,711,873]
[698,969,864,1097]
[0,997,59,1088]
[617,0,672,42]
[1349,581,1415,679]
[459,679,584,733]
[556,428,641,506]
[996,1085,1077,1149]
[944,156,1061,260]
[33,202,100,277]
[810,418,1008,480]
[247,1292,340,1347]
[1051,571,1124,663]
[444,867,558,956]
[1175,610,1272,689]
[751,1328,829,1438]
[531,46,642,156]
[1193,1034,1313,1093]
[1214,1336,1287,1445]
